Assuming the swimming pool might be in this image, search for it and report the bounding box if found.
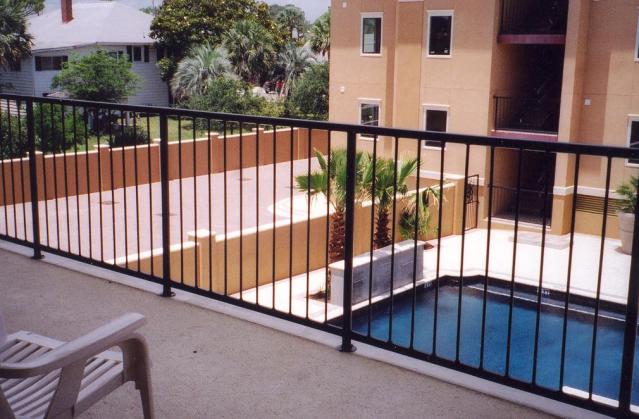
[351,280,639,404]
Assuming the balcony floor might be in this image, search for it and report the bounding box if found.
[0,247,551,418]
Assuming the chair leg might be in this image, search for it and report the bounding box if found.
[137,373,154,419]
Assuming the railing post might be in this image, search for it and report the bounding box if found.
[26,98,43,260]
[619,201,639,414]
[159,112,173,297]
[339,130,357,353]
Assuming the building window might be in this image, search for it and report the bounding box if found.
[361,13,382,55]
[423,106,448,148]
[627,118,639,165]
[34,56,68,71]
[126,46,142,62]
[359,100,381,139]
[108,51,124,60]
[144,46,150,62]
[427,11,453,57]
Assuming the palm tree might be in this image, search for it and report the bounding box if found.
[398,186,441,243]
[296,149,370,263]
[224,19,276,85]
[170,44,234,100]
[309,12,330,59]
[275,5,307,42]
[278,43,315,97]
[364,157,419,249]
[0,0,43,70]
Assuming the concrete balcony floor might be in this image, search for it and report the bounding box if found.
[0,246,551,419]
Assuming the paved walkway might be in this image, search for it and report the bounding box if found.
[0,248,551,419]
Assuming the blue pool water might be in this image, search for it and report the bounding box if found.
[351,282,639,403]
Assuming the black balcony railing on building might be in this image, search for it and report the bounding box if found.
[1,93,639,417]
[494,96,560,135]
[500,0,568,35]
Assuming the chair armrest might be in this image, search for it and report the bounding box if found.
[0,313,146,379]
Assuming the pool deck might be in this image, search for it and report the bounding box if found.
[0,247,554,419]
[237,228,631,321]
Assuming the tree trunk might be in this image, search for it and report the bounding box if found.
[329,209,345,263]
[374,208,392,249]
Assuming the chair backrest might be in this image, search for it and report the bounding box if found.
[0,310,7,347]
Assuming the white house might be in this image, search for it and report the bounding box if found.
[0,0,169,106]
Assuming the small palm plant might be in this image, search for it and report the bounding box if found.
[616,176,638,213]
[399,186,441,245]
[296,148,370,263]
[364,157,419,249]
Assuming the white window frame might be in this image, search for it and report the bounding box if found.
[422,104,449,149]
[626,115,639,166]
[360,12,383,57]
[635,15,639,62]
[358,98,382,140]
[426,10,454,59]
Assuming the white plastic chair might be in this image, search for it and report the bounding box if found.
[0,312,153,419]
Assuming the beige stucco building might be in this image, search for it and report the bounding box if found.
[329,0,639,237]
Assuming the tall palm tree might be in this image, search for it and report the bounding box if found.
[275,5,307,42]
[364,157,419,249]
[309,12,330,59]
[296,149,370,263]
[278,43,315,97]
[0,0,43,70]
[224,19,276,85]
[170,44,234,100]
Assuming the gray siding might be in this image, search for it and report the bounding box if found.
[0,57,35,95]
[9,45,168,107]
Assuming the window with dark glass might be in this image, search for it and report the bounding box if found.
[144,46,150,62]
[629,120,639,165]
[360,102,380,138]
[133,46,142,61]
[34,56,68,71]
[362,17,382,54]
[428,14,453,56]
[424,109,447,148]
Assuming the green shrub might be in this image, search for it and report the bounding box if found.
[617,176,638,214]
[0,112,28,159]
[110,125,149,147]
[33,104,86,153]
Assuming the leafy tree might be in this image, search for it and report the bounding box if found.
[278,43,315,97]
[309,12,330,59]
[296,149,370,262]
[363,158,419,249]
[51,50,140,102]
[290,63,328,119]
[150,0,275,81]
[171,43,234,100]
[0,0,44,70]
[224,19,277,85]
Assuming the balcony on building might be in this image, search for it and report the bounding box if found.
[499,0,568,45]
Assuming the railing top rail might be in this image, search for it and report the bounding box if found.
[3,93,639,160]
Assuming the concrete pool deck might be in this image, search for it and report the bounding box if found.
[236,229,632,322]
[0,246,560,419]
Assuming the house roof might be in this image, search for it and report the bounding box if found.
[29,2,154,52]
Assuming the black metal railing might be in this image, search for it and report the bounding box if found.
[500,0,568,35]
[1,93,639,417]
[494,96,560,134]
